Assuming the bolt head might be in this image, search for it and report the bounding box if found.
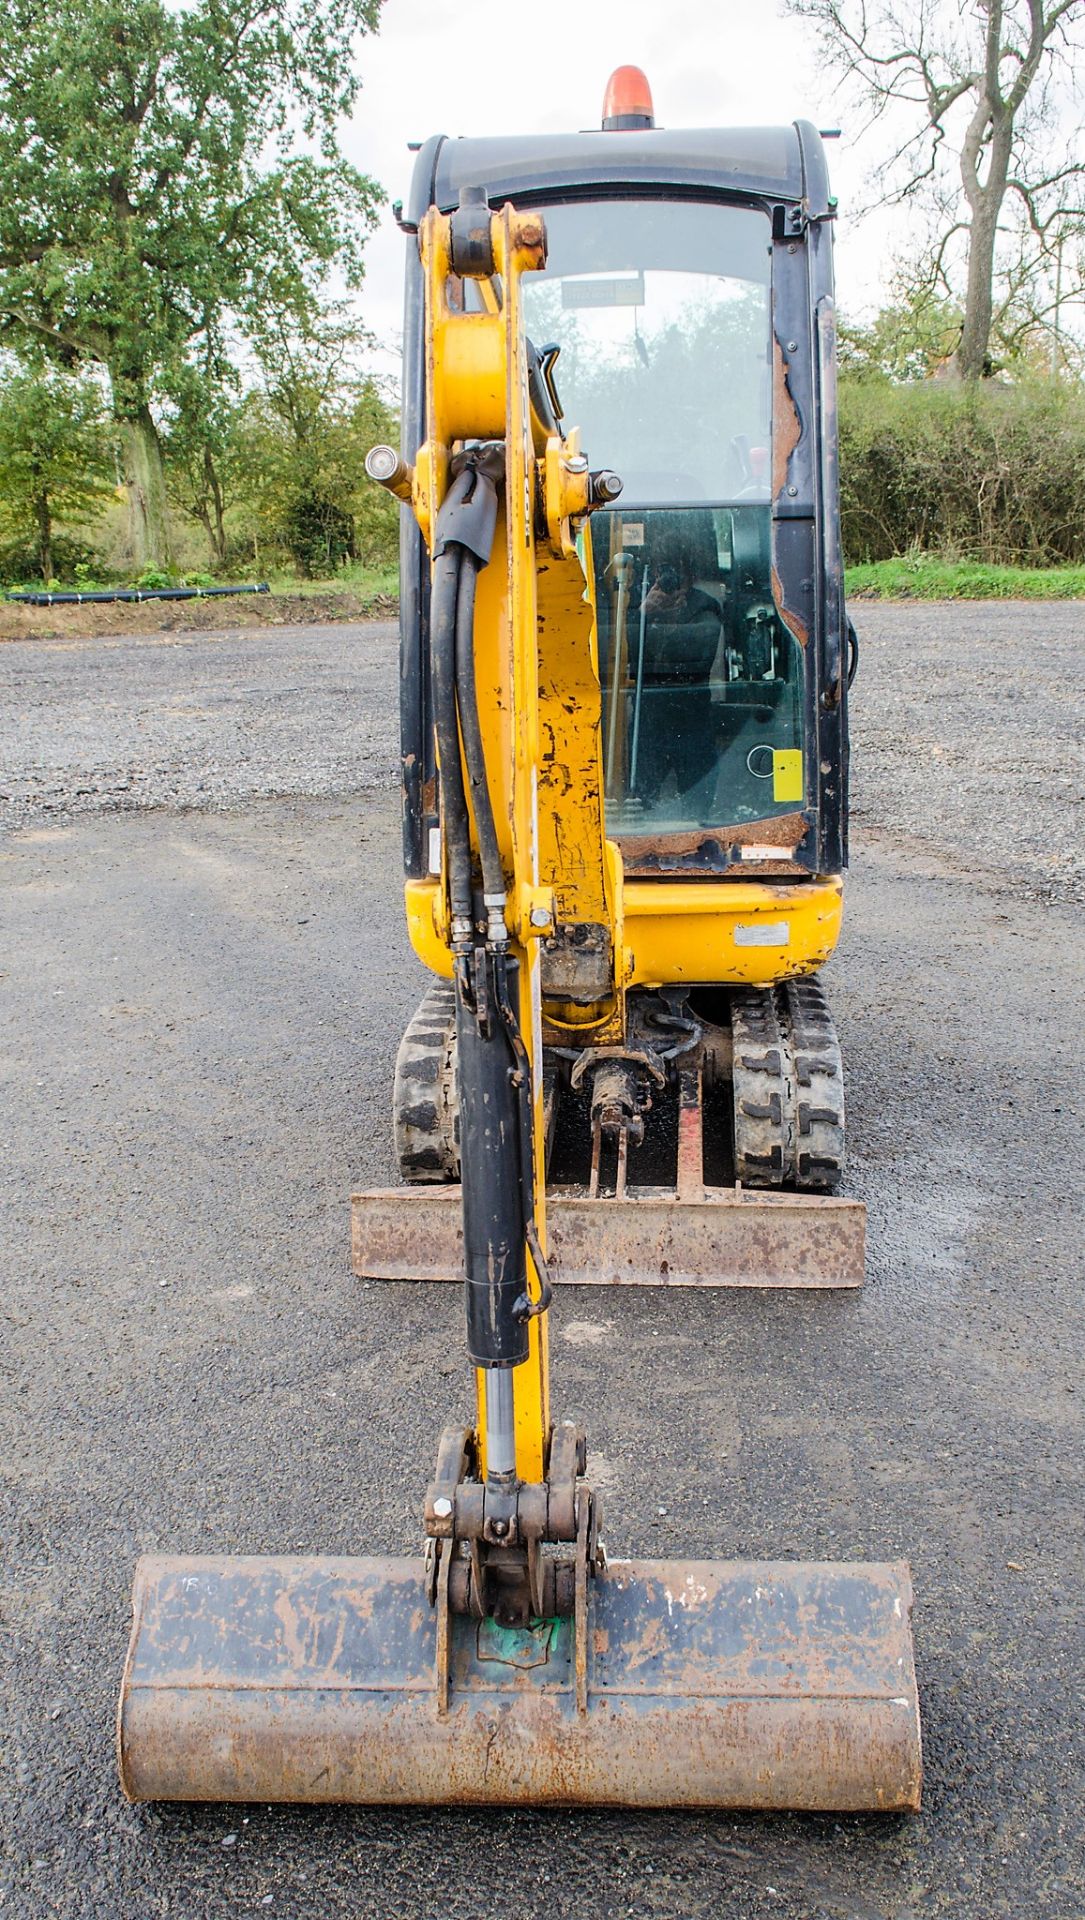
[432,1496,453,1519]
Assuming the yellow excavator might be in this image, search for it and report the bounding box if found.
[118,70,921,1813]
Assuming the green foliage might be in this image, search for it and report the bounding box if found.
[839,375,1085,566]
[0,363,115,578]
[0,0,383,380]
[839,291,964,383]
[263,560,399,599]
[231,312,399,574]
[162,357,246,568]
[0,534,100,588]
[846,555,1085,599]
[0,0,383,564]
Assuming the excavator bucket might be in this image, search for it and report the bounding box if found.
[119,1553,920,1809]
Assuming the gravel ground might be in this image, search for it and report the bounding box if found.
[848,601,1085,908]
[0,623,398,830]
[1,607,1083,1919]
[2,602,1082,905]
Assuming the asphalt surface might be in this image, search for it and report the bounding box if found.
[1,609,1083,1919]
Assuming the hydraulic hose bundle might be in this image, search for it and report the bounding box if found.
[430,451,550,1420]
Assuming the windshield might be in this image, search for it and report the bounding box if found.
[521,199,772,508]
[518,196,803,851]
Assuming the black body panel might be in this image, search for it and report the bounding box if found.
[409,126,813,224]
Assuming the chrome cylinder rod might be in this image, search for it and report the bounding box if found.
[484,1368,516,1477]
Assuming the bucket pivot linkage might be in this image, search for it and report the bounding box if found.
[425,1420,601,1717]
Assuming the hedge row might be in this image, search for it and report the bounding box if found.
[838,378,1085,567]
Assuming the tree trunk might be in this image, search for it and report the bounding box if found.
[204,446,228,571]
[955,121,1013,381]
[955,191,1001,378]
[117,402,173,570]
[193,502,217,562]
[35,489,53,584]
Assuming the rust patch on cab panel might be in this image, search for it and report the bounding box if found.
[772,335,802,503]
[618,810,808,875]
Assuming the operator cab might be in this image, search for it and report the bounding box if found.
[400,72,848,881]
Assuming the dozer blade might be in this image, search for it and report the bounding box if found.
[118,1554,920,1810]
[351,1185,865,1288]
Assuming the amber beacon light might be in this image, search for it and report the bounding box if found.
[601,65,655,130]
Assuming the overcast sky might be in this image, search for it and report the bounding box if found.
[340,0,894,376]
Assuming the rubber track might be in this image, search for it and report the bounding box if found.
[730,978,845,1192]
[393,981,461,1184]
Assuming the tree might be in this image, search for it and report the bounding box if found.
[787,1,1085,378]
[0,364,115,582]
[838,284,964,379]
[163,353,244,572]
[234,307,398,573]
[0,0,382,568]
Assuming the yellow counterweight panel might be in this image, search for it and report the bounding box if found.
[405,873,842,990]
[624,876,843,987]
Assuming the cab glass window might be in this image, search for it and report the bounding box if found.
[520,199,804,840]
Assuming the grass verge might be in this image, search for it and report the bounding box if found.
[846,556,1085,599]
[262,562,399,601]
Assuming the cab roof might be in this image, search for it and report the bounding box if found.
[406,123,830,227]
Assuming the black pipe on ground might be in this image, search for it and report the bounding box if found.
[6,585,270,606]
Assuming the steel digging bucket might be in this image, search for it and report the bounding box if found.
[118,1553,921,1810]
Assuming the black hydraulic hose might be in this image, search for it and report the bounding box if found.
[453,552,505,907]
[430,546,474,927]
[6,584,270,606]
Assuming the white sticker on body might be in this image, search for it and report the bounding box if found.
[733,921,791,947]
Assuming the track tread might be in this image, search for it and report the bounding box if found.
[731,978,845,1192]
[393,982,460,1184]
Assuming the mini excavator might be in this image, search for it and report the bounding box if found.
[355,77,866,1290]
[118,72,921,1813]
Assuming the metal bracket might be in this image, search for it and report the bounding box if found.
[574,1487,590,1716]
[772,203,807,243]
[434,1540,452,1717]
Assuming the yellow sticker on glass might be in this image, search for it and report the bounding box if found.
[772,748,803,803]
